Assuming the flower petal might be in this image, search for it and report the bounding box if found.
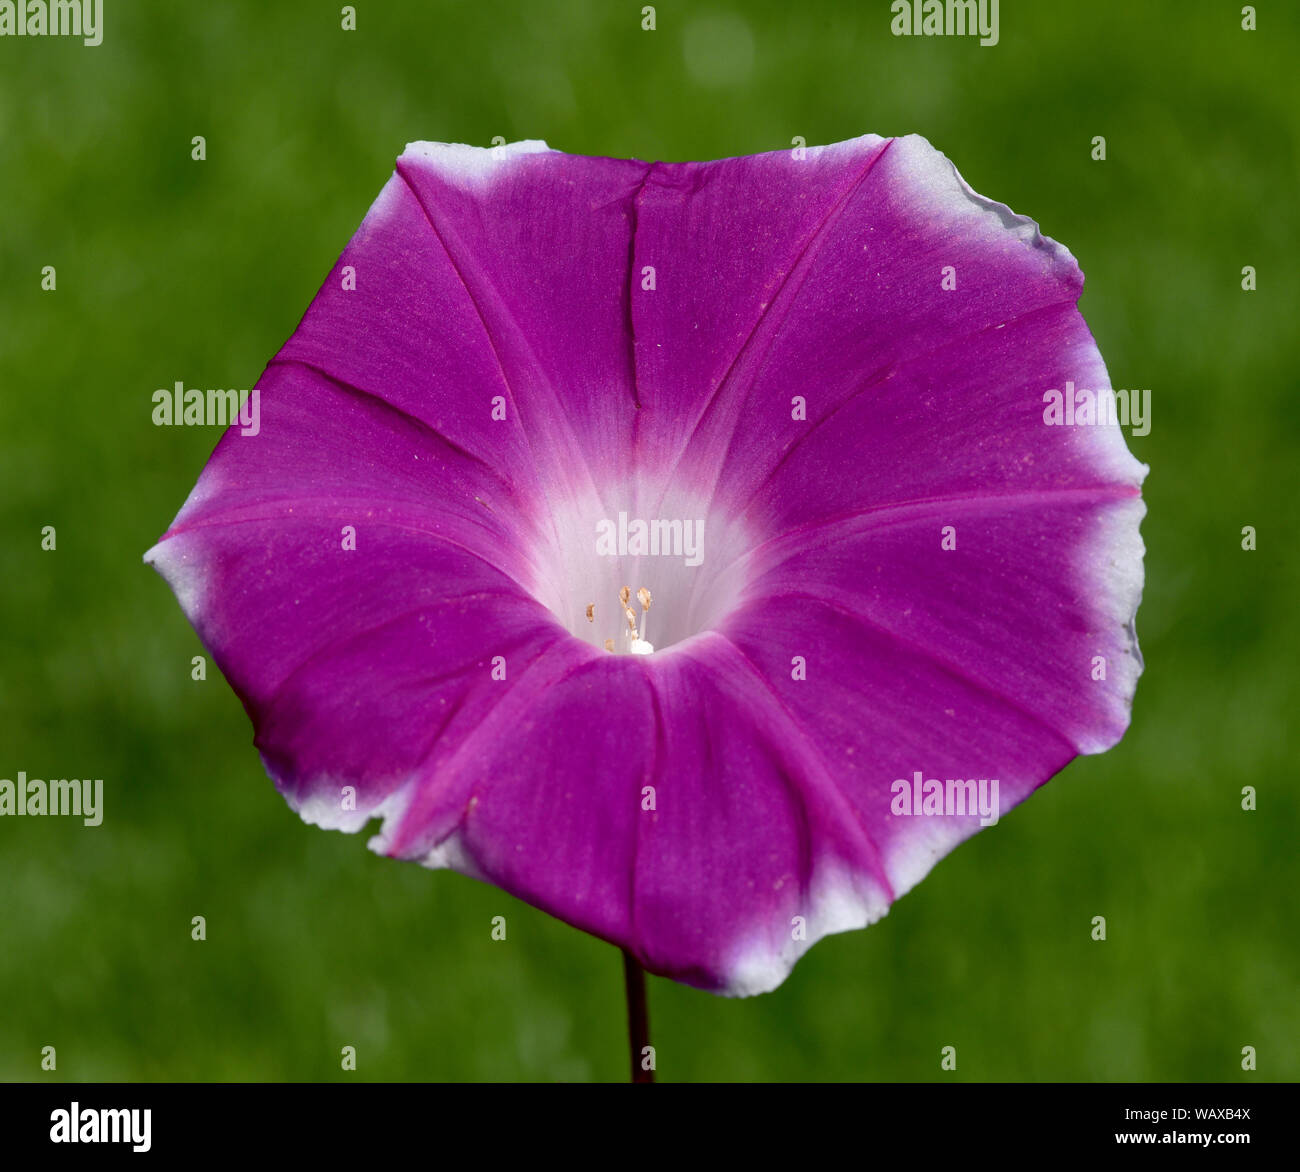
[371,638,894,997]
[628,134,890,487]
[388,141,651,503]
[628,134,1143,522]
[145,359,566,824]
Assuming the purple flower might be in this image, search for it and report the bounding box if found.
[146,135,1146,996]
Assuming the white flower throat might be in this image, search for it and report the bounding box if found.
[530,486,753,656]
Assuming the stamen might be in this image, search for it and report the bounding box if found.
[596,586,656,655]
[585,603,595,623]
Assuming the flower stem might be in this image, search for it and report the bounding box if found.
[621,949,654,1083]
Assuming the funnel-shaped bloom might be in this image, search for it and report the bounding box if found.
[147,135,1146,996]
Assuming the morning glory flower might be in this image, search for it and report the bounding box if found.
[146,134,1146,998]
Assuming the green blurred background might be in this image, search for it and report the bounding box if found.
[1,0,1296,1082]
